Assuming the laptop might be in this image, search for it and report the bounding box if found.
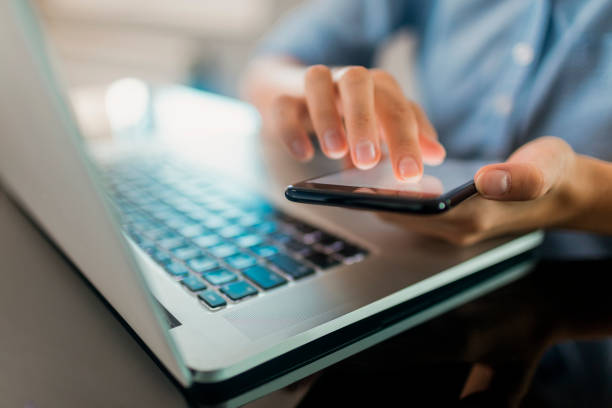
[0,1,543,406]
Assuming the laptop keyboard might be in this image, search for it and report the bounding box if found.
[99,157,368,311]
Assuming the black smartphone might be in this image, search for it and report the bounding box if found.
[285,159,490,214]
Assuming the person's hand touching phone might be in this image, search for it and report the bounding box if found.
[242,58,446,180]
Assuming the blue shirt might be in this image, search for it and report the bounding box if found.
[259,0,612,259]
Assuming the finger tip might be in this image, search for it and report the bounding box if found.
[399,173,423,183]
[421,145,446,166]
[294,149,315,163]
[324,147,348,160]
[353,154,381,170]
[355,161,378,170]
[397,155,423,180]
[423,155,445,166]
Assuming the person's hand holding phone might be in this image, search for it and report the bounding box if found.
[378,137,588,245]
[242,58,446,180]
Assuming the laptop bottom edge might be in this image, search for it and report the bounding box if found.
[186,249,537,406]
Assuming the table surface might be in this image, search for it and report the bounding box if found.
[0,189,191,408]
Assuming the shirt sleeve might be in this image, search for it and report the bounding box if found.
[256,0,421,67]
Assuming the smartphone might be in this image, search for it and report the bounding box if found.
[285,159,490,214]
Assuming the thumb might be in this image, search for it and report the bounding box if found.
[474,137,574,201]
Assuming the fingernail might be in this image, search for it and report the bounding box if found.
[290,139,307,159]
[323,130,345,157]
[477,170,510,197]
[398,156,420,180]
[354,140,377,168]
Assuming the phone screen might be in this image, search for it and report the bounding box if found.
[306,159,489,198]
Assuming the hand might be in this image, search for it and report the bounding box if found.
[378,136,580,245]
[243,59,446,180]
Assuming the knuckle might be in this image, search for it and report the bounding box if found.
[305,65,331,83]
[370,69,396,84]
[524,165,547,199]
[536,136,573,158]
[349,112,374,129]
[340,66,370,85]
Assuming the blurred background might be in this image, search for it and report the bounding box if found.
[36,0,416,97]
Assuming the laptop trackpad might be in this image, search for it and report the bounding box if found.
[223,283,352,341]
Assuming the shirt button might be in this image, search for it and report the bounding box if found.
[512,42,534,66]
[493,95,513,116]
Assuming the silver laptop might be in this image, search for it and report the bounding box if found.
[0,1,543,406]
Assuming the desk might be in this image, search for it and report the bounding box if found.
[0,190,188,407]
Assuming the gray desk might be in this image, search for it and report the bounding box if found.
[0,190,188,408]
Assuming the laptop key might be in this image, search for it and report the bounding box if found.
[243,265,287,290]
[285,239,313,256]
[253,221,277,234]
[268,254,315,279]
[187,257,218,273]
[218,225,245,239]
[225,253,257,270]
[178,225,206,238]
[202,215,228,229]
[181,276,207,292]
[219,208,244,220]
[337,245,367,262]
[142,227,172,241]
[220,281,258,301]
[237,215,261,227]
[234,234,263,248]
[150,249,172,265]
[202,268,238,286]
[166,263,189,277]
[172,246,203,261]
[304,251,341,269]
[138,238,156,253]
[165,217,193,230]
[209,243,239,258]
[270,232,292,244]
[158,237,186,251]
[251,245,279,258]
[198,290,226,308]
[192,234,221,248]
[317,234,345,254]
